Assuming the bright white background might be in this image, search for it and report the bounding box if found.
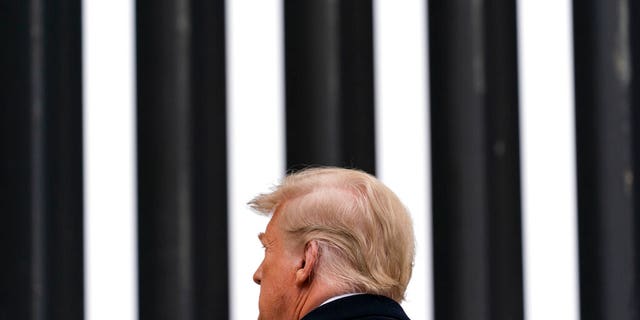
[83,0,137,319]
[517,1,579,320]
[83,1,579,319]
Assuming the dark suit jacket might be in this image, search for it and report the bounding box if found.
[301,294,411,320]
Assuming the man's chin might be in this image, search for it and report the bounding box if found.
[257,312,270,320]
[258,312,289,320]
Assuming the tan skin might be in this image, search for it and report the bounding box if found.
[253,211,344,320]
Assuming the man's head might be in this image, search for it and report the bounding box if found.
[249,167,415,320]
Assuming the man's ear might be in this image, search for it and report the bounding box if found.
[295,240,319,286]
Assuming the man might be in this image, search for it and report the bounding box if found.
[249,167,414,320]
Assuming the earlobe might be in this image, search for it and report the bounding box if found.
[295,240,319,286]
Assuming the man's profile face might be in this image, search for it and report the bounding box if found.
[253,212,302,320]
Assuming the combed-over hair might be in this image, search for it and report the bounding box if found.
[249,167,415,302]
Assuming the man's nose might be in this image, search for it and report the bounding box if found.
[253,264,262,285]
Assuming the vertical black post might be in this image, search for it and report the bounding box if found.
[634,3,640,318]
[136,0,229,318]
[285,0,376,174]
[0,0,84,319]
[429,1,523,319]
[574,1,640,319]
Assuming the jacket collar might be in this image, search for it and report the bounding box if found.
[301,294,410,320]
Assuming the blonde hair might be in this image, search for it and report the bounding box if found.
[249,167,415,302]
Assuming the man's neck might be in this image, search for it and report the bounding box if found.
[297,282,347,320]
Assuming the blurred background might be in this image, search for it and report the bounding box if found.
[1,0,638,319]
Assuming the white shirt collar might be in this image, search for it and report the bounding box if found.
[319,293,365,306]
